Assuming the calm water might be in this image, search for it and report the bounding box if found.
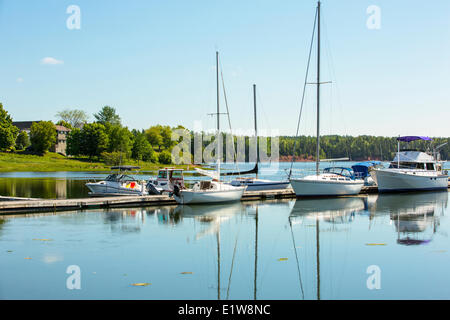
[0,161,448,199]
[1,191,449,299]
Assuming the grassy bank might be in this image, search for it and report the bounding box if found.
[0,152,191,172]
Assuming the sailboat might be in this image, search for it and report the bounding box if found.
[228,84,291,191]
[289,1,364,196]
[172,52,246,205]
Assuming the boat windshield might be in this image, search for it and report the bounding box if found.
[118,175,137,182]
[389,162,428,170]
[105,174,119,181]
[171,170,183,178]
[158,170,167,179]
[105,174,137,182]
[323,167,355,179]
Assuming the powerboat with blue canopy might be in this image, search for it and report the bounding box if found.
[371,136,448,192]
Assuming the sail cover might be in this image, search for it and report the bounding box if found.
[397,136,432,142]
[220,163,258,176]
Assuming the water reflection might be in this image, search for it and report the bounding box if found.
[372,191,448,246]
[289,197,366,300]
[0,178,89,199]
[290,197,366,224]
[1,191,450,299]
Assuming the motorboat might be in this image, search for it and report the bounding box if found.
[86,166,148,196]
[146,167,185,194]
[371,136,448,192]
[288,1,363,197]
[227,84,290,191]
[172,52,246,205]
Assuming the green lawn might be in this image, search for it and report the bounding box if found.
[0,152,191,172]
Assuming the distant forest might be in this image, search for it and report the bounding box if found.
[277,135,450,161]
[194,134,450,162]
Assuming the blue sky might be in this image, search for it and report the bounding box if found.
[1,0,449,137]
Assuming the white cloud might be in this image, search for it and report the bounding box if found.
[16,77,24,83]
[41,57,64,65]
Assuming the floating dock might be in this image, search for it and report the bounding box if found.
[0,184,448,215]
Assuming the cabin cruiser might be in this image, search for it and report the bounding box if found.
[86,166,148,196]
[371,136,448,192]
[146,168,185,194]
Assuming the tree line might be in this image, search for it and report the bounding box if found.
[1,102,449,164]
[0,103,186,165]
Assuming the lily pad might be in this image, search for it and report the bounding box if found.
[365,243,387,246]
[24,257,32,260]
[131,283,151,287]
[278,258,288,261]
[180,272,193,275]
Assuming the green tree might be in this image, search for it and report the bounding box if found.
[30,121,57,154]
[66,128,82,156]
[145,126,164,151]
[94,106,121,126]
[132,132,155,163]
[106,124,133,156]
[145,125,174,151]
[80,123,109,159]
[15,131,30,150]
[0,103,19,151]
[158,150,173,164]
[55,109,89,129]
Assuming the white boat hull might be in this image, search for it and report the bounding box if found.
[86,182,146,196]
[230,180,290,191]
[173,187,246,205]
[372,169,448,192]
[290,176,363,197]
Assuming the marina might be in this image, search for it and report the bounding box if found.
[1,0,449,303]
[1,183,449,214]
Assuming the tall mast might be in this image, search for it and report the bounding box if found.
[253,84,259,178]
[315,1,321,175]
[254,205,259,300]
[216,51,221,180]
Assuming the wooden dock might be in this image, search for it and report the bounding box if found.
[0,184,447,215]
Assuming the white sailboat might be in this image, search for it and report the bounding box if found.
[289,1,363,197]
[371,136,448,192]
[173,52,246,205]
[228,84,291,191]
